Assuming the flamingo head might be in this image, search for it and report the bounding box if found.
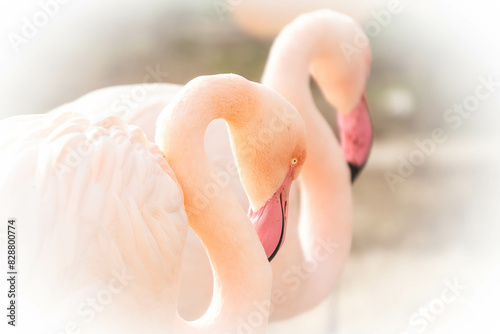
[336,94,373,182]
[229,81,307,261]
[300,10,373,182]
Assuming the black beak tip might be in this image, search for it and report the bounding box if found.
[268,253,277,262]
[348,162,363,183]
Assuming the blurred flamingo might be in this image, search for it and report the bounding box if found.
[231,0,387,38]
[259,9,372,318]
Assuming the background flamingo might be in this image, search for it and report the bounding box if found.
[231,0,387,38]
[260,9,372,318]
[0,74,307,333]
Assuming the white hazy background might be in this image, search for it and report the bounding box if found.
[1,0,500,333]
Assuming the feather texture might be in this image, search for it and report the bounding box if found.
[0,110,187,332]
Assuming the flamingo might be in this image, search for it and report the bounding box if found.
[0,74,307,333]
[258,9,372,318]
[37,9,373,321]
[230,0,388,38]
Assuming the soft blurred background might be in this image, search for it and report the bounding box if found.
[1,0,499,333]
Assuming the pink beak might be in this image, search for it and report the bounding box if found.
[337,94,373,182]
[248,168,295,261]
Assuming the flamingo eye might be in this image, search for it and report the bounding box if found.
[291,158,298,166]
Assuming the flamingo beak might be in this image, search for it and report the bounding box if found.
[248,167,295,261]
[348,162,363,183]
[338,94,373,183]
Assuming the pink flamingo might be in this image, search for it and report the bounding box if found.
[0,74,307,333]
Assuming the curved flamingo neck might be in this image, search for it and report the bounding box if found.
[156,75,271,332]
[260,11,357,315]
[262,10,372,178]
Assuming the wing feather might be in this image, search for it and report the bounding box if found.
[0,110,188,331]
